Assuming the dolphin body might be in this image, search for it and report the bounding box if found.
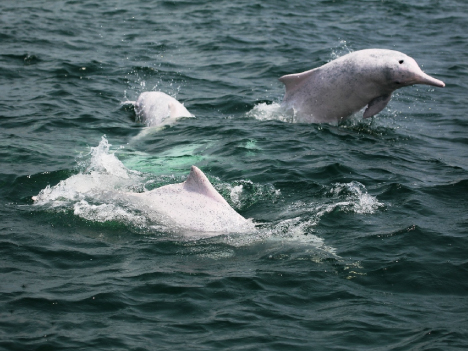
[122,165,254,235]
[32,164,254,235]
[125,91,193,127]
[279,49,445,123]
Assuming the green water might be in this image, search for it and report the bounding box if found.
[1,0,467,350]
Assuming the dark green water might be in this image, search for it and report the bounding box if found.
[1,0,467,350]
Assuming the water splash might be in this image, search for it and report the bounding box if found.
[329,40,354,61]
[31,137,381,257]
[246,102,294,122]
[214,179,281,211]
[266,181,384,244]
[33,137,148,217]
[73,200,148,227]
[32,137,266,238]
[322,181,384,215]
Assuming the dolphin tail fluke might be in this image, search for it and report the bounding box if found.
[121,100,136,106]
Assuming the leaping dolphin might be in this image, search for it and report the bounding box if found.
[124,91,193,127]
[279,49,445,123]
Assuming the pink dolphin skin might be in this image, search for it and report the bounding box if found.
[125,91,193,127]
[279,49,445,123]
[124,166,254,235]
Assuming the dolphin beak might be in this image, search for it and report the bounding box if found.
[416,72,445,87]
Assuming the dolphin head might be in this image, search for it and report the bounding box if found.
[386,52,445,89]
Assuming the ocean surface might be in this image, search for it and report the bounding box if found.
[1,0,467,350]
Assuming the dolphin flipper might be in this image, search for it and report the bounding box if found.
[363,94,392,119]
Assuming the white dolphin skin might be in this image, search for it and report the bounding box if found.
[125,91,193,127]
[279,49,445,123]
[123,165,254,234]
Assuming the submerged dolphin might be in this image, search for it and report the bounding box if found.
[124,91,193,127]
[123,166,254,234]
[279,49,445,123]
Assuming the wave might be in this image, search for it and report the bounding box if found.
[29,136,387,256]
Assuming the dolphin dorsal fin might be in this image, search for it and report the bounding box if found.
[183,166,229,205]
[279,68,318,95]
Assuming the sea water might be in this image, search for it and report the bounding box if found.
[1,1,467,350]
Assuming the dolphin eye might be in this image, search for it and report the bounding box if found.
[399,60,404,64]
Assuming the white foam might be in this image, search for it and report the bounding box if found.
[32,137,381,256]
[246,102,295,123]
[271,181,383,237]
[86,137,135,179]
[230,184,244,208]
[33,137,148,223]
[33,137,145,208]
[213,179,281,211]
[252,181,383,256]
[324,181,384,214]
[32,137,259,236]
[73,200,148,226]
